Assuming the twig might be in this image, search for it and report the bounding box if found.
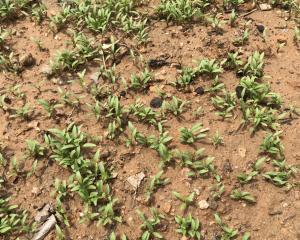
[33,214,57,240]
[240,8,258,17]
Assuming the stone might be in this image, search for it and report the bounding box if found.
[150,97,163,108]
[126,172,145,191]
[40,65,53,76]
[162,202,172,213]
[199,200,210,210]
[20,53,36,67]
[259,3,272,11]
[195,86,205,95]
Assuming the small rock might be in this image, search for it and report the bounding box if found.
[32,187,41,196]
[195,86,205,95]
[238,147,246,158]
[162,202,172,213]
[199,200,210,210]
[259,3,272,11]
[20,53,36,67]
[148,59,168,69]
[119,90,126,97]
[277,36,287,44]
[256,24,265,33]
[126,172,145,191]
[223,160,233,173]
[150,97,163,108]
[208,198,219,210]
[40,65,53,76]
[268,204,283,215]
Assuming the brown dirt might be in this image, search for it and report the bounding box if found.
[0,1,300,240]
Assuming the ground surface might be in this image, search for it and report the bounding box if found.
[0,0,300,240]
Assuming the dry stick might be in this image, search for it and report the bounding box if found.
[240,8,258,17]
[33,215,57,240]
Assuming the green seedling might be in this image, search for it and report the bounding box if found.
[196,58,223,78]
[212,131,224,148]
[10,104,32,120]
[157,0,202,23]
[130,68,152,91]
[175,214,202,239]
[145,171,169,202]
[230,189,256,203]
[137,208,165,240]
[129,100,158,125]
[179,123,209,144]
[38,99,63,118]
[237,171,258,185]
[211,91,236,119]
[172,191,195,211]
[243,51,264,78]
[214,213,238,239]
[163,96,188,117]
[233,29,249,46]
[26,139,45,158]
[260,131,284,158]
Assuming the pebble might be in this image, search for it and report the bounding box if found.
[162,202,172,213]
[150,97,163,108]
[199,200,210,210]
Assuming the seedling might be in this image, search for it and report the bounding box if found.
[228,9,237,27]
[179,123,209,144]
[175,214,202,239]
[208,14,225,33]
[97,197,122,226]
[157,0,202,23]
[214,213,238,239]
[263,171,292,186]
[130,68,152,91]
[38,99,63,118]
[26,140,45,158]
[237,171,258,184]
[129,100,158,125]
[85,8,111,33]
[212,131,224,148]
[145,171,169,202]
[172,191,195,211]
[175,67,196,89]
[0,197,31,236]
[137,208,165,240]
[294,26,300,44]
[196,58,223,78]
[260,131,284,158]
[10,104,32,120]
[244,51,264,78]
[211,90,236,118]
[233,29,249,46]
[162,96,188,117]
[230,189,256,203]
[223,51,243,70]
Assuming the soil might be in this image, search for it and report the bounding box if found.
[0,1,300,240]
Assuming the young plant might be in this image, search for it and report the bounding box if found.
[223,51,243,70]
[162,96,188,117]
[26,140,45,158]
[174,67,196,89]
[145,171,169,202]
[211,91,236,119]
[157,0,202,23]
[172,191,195,211]
[137,208,165,240]
[175,214,202,239]
[10,104,32,120]
[230,189,256,203]
[37,99,63,118]
[214,213,238,239]
[237,171,258,185]
[233,29,249,47]
[130,68,152,91]
[129,100,158,125]
[179,123,209,144]
[260,131,284,158]
[196,58,223,78]
[212,131,224,148]
[243,51,264,78]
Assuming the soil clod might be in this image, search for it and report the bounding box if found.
[150,97,163,108]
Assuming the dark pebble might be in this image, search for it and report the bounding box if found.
[256,24,265,33]
[195,86,205,95]
[148,59,167,69]
[119,91,126,97]
[235,85,244,99]
[150,97,163,108]
[236,69,244,78]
